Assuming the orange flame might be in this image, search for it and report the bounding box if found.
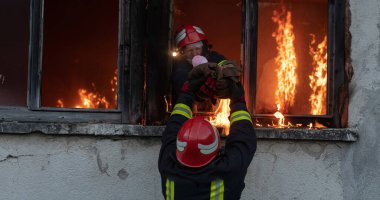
[57,69,117,109]
[274,104,285,127]
[75,89,111,109]
[309,35,328,115]
[272,6,298,113]
[110,69,118,106]
[57,99,64,108]
[209,99,231,135]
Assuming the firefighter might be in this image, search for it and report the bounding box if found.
[171,24,226,105]
[158,75,257,199]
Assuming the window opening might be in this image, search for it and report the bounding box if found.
[255,0,328,127]
[41,0,119,109]
[245,0,346,128]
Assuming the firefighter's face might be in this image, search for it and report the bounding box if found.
[183,45,202,62]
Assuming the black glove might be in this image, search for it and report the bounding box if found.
[180,76,208,95]
[229,81,246,105]
[197,76,217,99]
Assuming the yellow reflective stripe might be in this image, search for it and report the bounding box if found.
[217,60,227,66]
[171,103,192,119]
[210,180,216,200]
[230,110,252,125]
[170,181,174,200]
[230,110,250,118]
[210,179,224,200]
[165,179,169,200]
[166,178,174,200]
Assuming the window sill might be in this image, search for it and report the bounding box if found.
[0,122,358,142]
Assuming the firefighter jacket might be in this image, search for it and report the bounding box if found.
[158,92,257,200]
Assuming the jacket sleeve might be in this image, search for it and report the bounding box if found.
[158,92,194,172]
[223,101,257,171]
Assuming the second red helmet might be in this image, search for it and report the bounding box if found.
[176,116,221,168]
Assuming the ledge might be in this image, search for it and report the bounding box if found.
[0,122,358,142]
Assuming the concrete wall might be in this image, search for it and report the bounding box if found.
[343,0,380,200]
[0,134,350,200]
[0,0,379,199]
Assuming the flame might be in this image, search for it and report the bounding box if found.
[209,99,231,135]
[57,69,117,109]
[309,35,328,115]
[315,121,326,128]
[57,99,64,108]
[110,69,118,106]
[308,123,313,129]
[274,104,285,127]
[75,89,110,109]
[272,6,298,113]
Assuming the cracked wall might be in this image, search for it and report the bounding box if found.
[0,134,163,200]
[0,133,350,200]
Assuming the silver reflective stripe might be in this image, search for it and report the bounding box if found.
[176,139,187,152]
[215,180,221,200]
[198,125,219,155]
[193,26,205,34]
[175,29,186,45]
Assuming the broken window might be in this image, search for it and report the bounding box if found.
[0,0,29,106]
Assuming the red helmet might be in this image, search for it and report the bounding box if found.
[176,116,221,168]
[175,24,207,49]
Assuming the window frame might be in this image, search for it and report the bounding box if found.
[0,0,145,124]
[242,0,347,128]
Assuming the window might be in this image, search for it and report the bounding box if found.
[243,0,347,128]
[0,0,144,124]
[41,0,119,110]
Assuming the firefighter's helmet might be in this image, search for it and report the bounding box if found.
[175,24,207,49]
[176,116,221,168]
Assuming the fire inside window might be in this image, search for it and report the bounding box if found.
[255,0,329,127]
[171,0,346,131]
[245,0,346,129]
[41,0,119,110]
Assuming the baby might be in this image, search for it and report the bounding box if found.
[191,55,208,67]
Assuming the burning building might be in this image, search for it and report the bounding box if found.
[0,0,379,199]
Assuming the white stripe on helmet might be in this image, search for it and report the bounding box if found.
[176,139,187,152]
[198,125,219,155]
[175,29,186,46]
[193,26,205,35]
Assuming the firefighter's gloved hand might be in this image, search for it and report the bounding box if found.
[195,76,218,105]
[180,76,208,96]
[229,81,246,105]
[198,76,217,100]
